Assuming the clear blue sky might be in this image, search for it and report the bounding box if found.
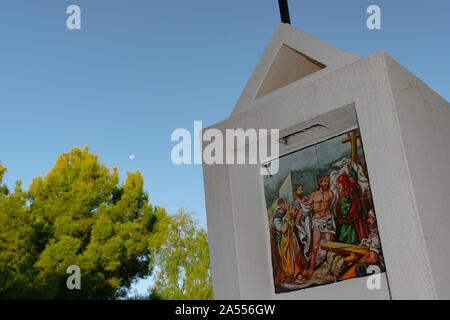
[1,0,449,295]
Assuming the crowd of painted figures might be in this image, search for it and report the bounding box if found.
[267,159,383,287]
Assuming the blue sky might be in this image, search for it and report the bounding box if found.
[0,0,449,295]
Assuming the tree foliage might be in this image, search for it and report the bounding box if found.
[150,209,213,300]
[0,163,8,197]
[0,147,161,299]
[0,148,213,300]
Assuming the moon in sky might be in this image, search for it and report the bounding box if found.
[129,154,135,160]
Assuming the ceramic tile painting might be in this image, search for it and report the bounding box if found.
[263,129,385,293]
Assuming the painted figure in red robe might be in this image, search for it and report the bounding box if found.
[336,172,369,245]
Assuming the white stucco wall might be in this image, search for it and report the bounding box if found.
[385,55,450,298]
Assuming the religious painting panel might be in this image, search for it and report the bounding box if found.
[263,129,385,293]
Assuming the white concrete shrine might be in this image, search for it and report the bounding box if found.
[202,23,450,299]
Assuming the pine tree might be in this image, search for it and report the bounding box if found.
[0,147,160,299]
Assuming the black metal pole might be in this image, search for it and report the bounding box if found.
[278,0,291,24]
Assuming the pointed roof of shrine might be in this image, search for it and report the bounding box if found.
[231,23,360,116]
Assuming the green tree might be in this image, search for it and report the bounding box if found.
[149,209,213,300]
[0,173,35,298]
[0,163,8,197]
[0,147,161,299]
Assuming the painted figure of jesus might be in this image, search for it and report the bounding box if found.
[304,175,335,277]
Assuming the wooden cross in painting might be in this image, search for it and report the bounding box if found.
[341,130,367,172]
